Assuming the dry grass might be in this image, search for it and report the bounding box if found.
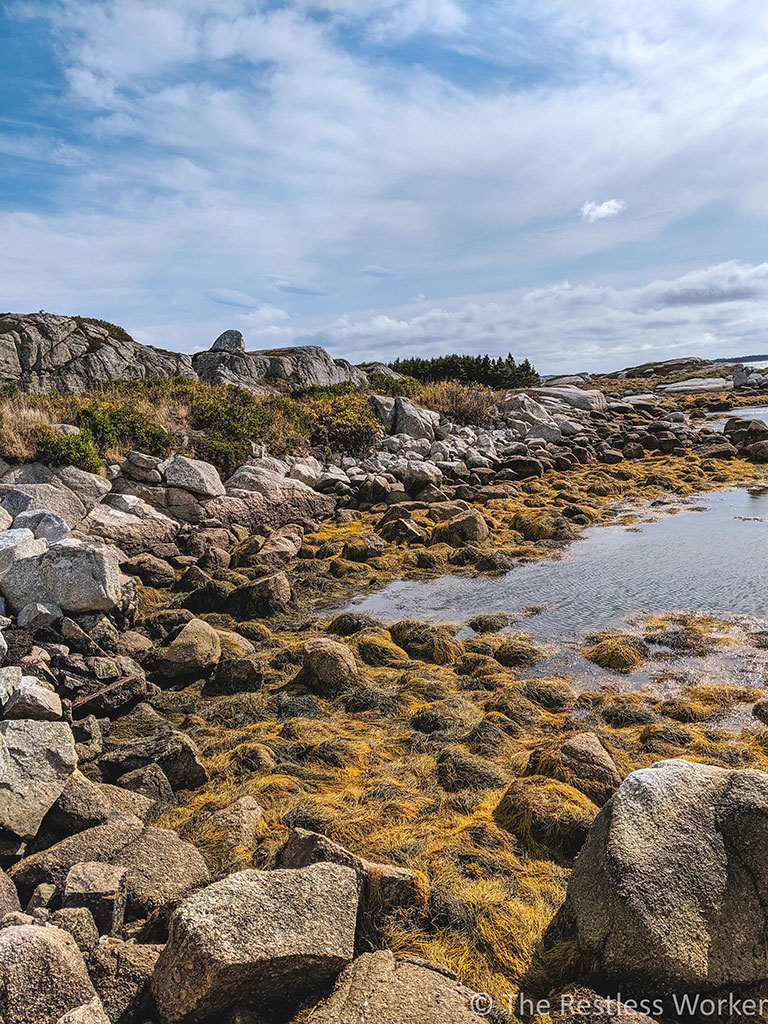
[0,396,55,459]
[419,380,501,427]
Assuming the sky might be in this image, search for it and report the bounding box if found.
[2,1,768,374]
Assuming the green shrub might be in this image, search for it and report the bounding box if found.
[366,372,421,397]
[74,400,173,457]
[34,427,102,472]
[305,394,380,455]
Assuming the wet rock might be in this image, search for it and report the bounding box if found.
[117,764,176,807]
[561,758,768,992]
[0,923,100,1024]
[151,862,358,1023]
[299,950,487,1023]
[157,618,221,678]
[0,719,77,840]
[50,907,99,954]
[121,553,176,588]
[99,715,208,791]
[302,638,359,696]
[526,733,622,805]
[227,572,292,618]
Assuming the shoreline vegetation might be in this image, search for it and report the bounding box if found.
[1,313,768,1022]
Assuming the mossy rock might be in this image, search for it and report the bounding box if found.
[494,634,545,669]
[512,509,575,541]
[326,612,379,636]
[468,612,510,633]
[522,676,576,711]
[436,747,509,792]
[389,619,462,665]
[495,774,598,857]
[582,632,649,672]
[357,630,410,667]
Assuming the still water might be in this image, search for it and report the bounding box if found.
[345,487,768,644]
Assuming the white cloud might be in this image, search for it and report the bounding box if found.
[306,262,768,374]
[581,199,627,222]
[4,1,768,371]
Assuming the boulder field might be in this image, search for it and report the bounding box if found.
[0,369,766,1021]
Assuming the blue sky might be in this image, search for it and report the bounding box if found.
[2,1,768,373]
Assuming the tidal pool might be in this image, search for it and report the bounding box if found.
[707,405,768,431]
[345,486,768,650]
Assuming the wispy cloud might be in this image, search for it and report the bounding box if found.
[581,199,627,222]
[361,264,396,278]
[206,288,259,308]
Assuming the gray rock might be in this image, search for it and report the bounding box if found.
[0,313,195,393]
[4,677,62,720]
[300,950,487,1023]
[562,758,768,992]
[1,539,122,614]
[51,466,112,508]
[194,343,368,389]
[0,720,77,839]
[159,455,225,497]
[0,527,45,579]
[392,397,439,440]
[99,707,208,790]
[13,509,70,543]
[211,329,245,353]
[82,496,179,557]
[117,764,176,806]
[151,862,358,1023]
[17,600,63,629]
[0,483,86,528]
[533,385,608,411]
[0,923,100,1024]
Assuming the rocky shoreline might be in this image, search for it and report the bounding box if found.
[0,326,767,1022]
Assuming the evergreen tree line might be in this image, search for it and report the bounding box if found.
[388,352,540,388]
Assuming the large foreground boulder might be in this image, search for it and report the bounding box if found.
[151,862,358,1022]
[299,950,488,1023]
[561,758,768,993]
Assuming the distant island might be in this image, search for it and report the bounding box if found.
[713,353,768,363]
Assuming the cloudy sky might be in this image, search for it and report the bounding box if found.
[2,1,768,373]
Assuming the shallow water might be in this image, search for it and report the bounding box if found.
[345,488,768,645]
[707,405,768,431]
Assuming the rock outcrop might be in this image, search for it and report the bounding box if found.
[0,314,194,393]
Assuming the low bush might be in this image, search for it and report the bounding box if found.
[419,380,499,427]
[34,427,102,472]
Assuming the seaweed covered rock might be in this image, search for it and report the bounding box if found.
[582,633,649,672]
[389,620,462,665]
[494,634,545,668]
[495,775,598,857]
[430,509,489,547]
[561,758,768,993]
[526,733,622,805]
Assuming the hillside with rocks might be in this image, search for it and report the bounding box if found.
[0,314,768,1021]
